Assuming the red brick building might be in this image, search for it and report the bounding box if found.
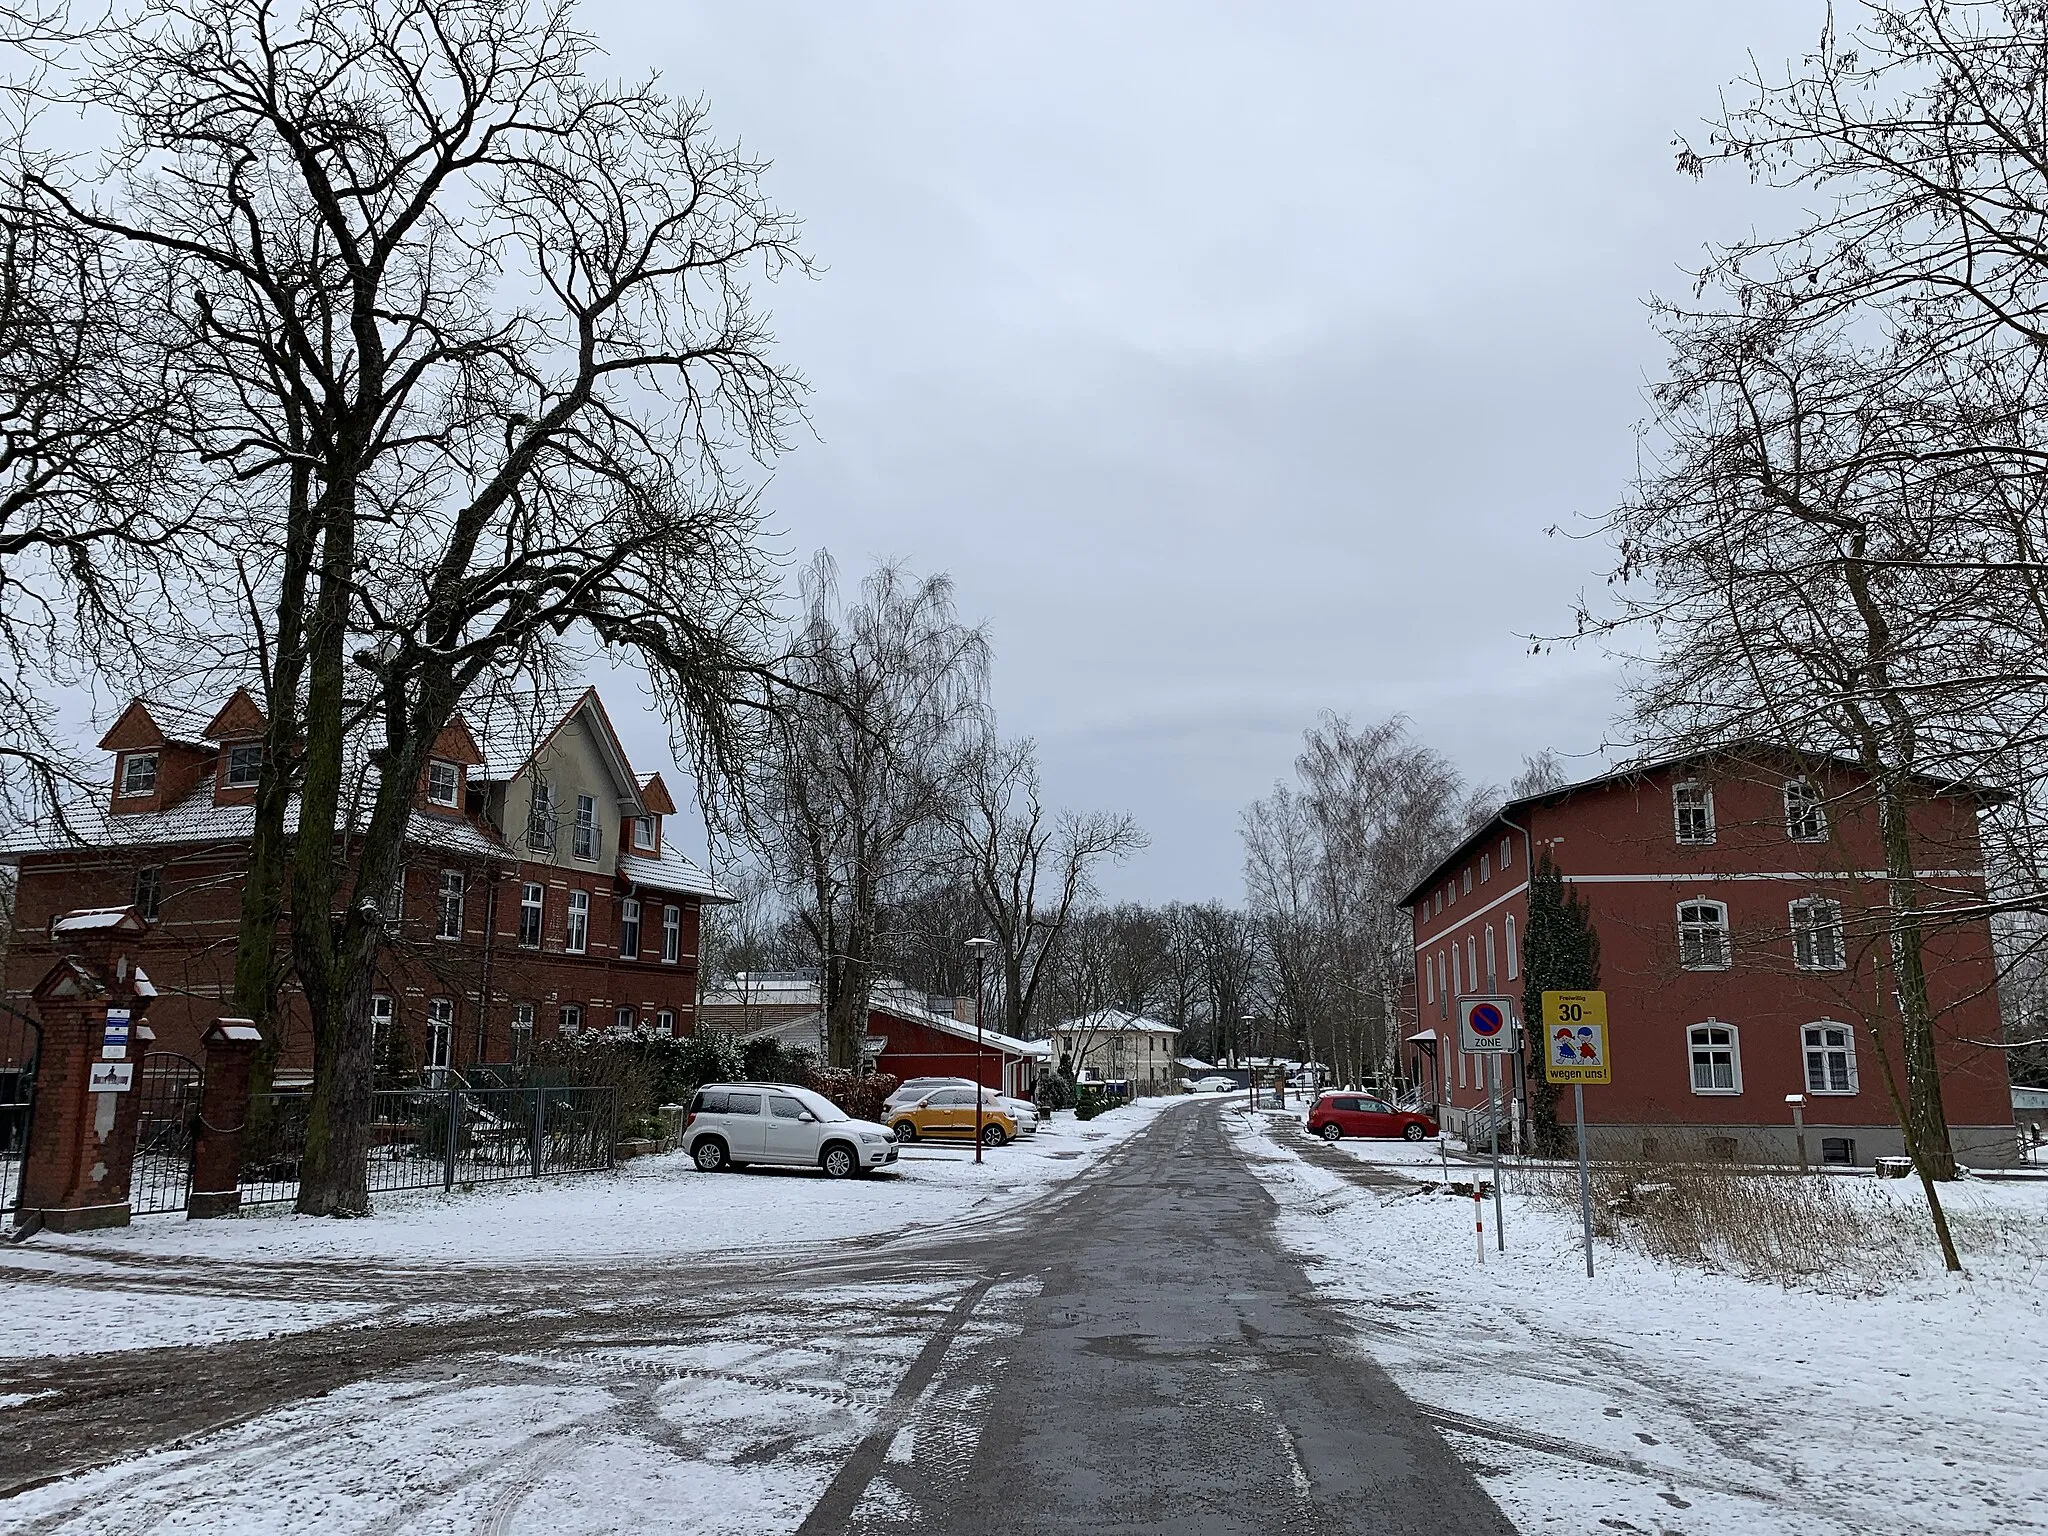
[699,975,1047,1096]
[1400,748,2018,1166]
[1,687,728,1077]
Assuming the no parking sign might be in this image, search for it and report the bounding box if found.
[1457,996,1515,1053]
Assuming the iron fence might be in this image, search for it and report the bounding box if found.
[0,1008,38,1217]
[131,1052,205,1216]
[238,1084,617,1207]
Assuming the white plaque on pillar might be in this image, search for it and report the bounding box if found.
[88,1061,134,1093]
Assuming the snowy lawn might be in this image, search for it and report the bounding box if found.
[0,1100,1171,1361]
[1232,1107,2048,1536]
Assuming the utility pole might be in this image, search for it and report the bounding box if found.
[965,937,997,1165]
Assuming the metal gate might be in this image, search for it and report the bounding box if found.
[132,1051,205,1216]
[0,1006,39,1217]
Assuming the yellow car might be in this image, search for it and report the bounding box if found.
[889,1086,1019,1147]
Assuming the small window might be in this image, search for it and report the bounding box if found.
[1791,898,1846,971]
[558,1003,583,1034]
[371,993,395,1032]
[614,1005,634,1031]
[1673,780,1714,845]
[526,778,556,852]
[426,998,454,1076]
[1505,913,1519,980]
[1462,868,1472,894]
[510,1003,534,1067]
[133,865,162,922]
[1678,900,1731,970]
[1480,853,1491,883]
[437,870,464,941]
[633,815,657,851]
[573,794,598,859]
[565,890,589,954]
[1784,778,1828,842]
[1500,837,1512,869]
[1423,955,1435,1003]
[119,751,158,797]
[426,759,460,807]
[1484,925,1497,990]
[1820,1136,1857,1166]
[226,743,263,788]
[619,897,641,960]
[1803,1022,1858,1094]
[662,905,681,964]
[1688,1021,1741,1094]
[518,882,544,948]
[656,1008,676,1031]
[382,866,404,927]
[1466,936,1476,992]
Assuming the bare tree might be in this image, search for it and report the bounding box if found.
[733,555,989,1069]
[942,735,1144,1037]
[36,0,804,1212]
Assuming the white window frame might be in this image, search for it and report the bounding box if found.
[133,865,162,922]
[662,904,680,964]
[558,1003,583,1034]
[426,998,454,1076]
[382,866,404,927]
[1462,868,1473,894]
[426,758,460,807]
[1784,778,1828,842]
[1466,935,1477,993]
[614,1005,635,1031]
[1672,779,1715,845]
[225,743,263,788]
[1500,836,1512,870]
[573,793,599,860]
[1790,898,1847,971]
[633,815,657,851]
[1484,924,1497,990]
[518,882,544,949]
[1480,852,1491,883]
[119,751,158,797]
[619,897,641,960]
[565,889,589,954]
[371,993,395,1033]
[437,869,464,941]
[1687,1020,1742,1095]
[1677,899,1731,971]
[511,1002,535,1067]
[1423,954,1435,1003]
[527,778,556,851]
[656,1008,676,1031]
[1504,913,1519,979]
[1802,1021,1859,1095]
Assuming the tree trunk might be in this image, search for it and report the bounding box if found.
[1873,772,1959,1181]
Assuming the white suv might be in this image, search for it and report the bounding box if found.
[684,1083,898,1178]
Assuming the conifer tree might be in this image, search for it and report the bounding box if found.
[1519,849,1600,1156]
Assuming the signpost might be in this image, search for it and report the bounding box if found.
[1459,997,1515,1253]
[1542,990,1609,1279]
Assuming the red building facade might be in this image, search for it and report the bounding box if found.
[1,687,728,1078]
[1401,749,2017,1166]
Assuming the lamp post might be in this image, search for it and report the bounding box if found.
[964,937,998,1164]
[1240,1014,1256,1110]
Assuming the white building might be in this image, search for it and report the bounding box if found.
[1050,1010,1181,1095]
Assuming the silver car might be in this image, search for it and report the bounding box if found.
[684,1083,898,1178]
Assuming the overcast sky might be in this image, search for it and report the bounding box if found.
[578,1,1821,902]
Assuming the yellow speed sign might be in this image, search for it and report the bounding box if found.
[1541,990,1610,1084]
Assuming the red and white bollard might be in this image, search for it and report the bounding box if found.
[1474,1186,1485,1265]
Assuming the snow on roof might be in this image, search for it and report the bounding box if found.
[49,906,148,935]
[617,844,733,902]
[0,794,504,861]
[1059,1008,1181,1037]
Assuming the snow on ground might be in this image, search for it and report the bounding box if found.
[0,1102,1170,1361]
[1232,1107,2048,1536]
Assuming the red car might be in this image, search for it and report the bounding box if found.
[1307,1093,1437,1142]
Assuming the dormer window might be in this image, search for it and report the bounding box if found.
[633,815,657,852]
[426,759,460,808]
[119,752,158,797]
[225,744,263,788]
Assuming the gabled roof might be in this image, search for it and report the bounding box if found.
[98,698,214,752]
[617,843,734,902]
[472,687,644,810]
[429,715,485,768]
[638,772,679,816]
[1059,1008,1181,1037]
[202,688,267,741]
[0,794,504,860]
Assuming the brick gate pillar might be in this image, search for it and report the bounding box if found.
[15,908,157,1233]
[188,1020,262,1219]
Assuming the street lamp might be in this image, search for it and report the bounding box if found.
[1240,1014,1256,1109]
[964,936,998,1165]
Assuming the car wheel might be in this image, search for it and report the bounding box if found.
[981,1124,1008,1147]
[1403,1122,1427,1141]
[820,1143,856,1179]
[892,1120,919,1143]
[692,1138,728,1173]
[1319,1123,1342,1143]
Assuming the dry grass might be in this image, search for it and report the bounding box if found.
[1522,1143,1933,1288]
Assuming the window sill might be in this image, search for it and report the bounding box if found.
[1689,1087,1743,1096]
[1805,1087,1858,1096]
[1679,963,1733,973]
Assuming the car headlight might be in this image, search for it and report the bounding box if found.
[861,1132,888,1144]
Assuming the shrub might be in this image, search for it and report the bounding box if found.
[806,1067,901,1122]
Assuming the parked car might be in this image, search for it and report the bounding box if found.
[890,1086,1020,1146]
[1189,1075,1239,1094]
[1306,1093,1438,1142]
[684,1083,899,1177]
[883,1077,1038,1134]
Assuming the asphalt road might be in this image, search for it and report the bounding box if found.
[811,1100,1515,1536]
[1,1099,1514,1534]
